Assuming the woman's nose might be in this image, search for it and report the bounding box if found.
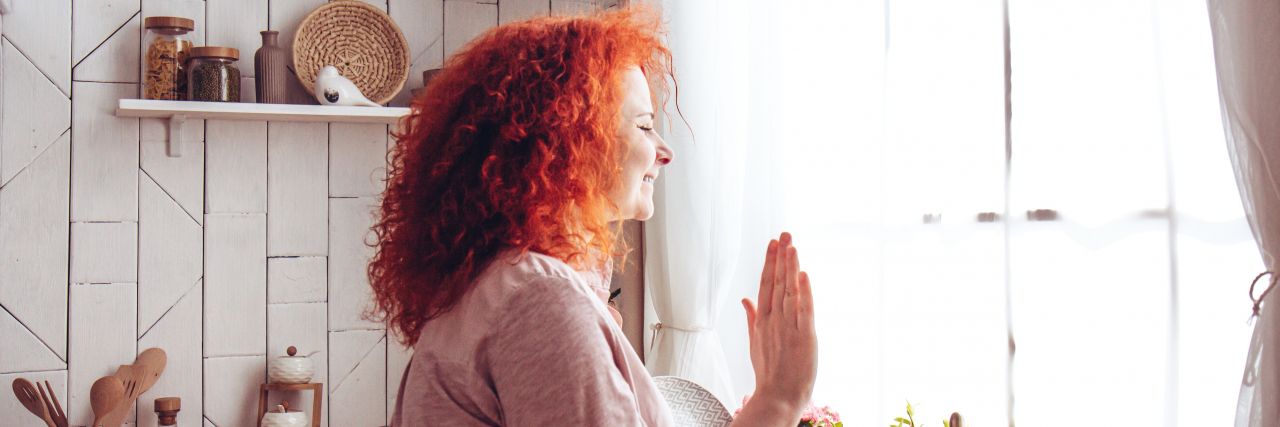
[655,134,674,166]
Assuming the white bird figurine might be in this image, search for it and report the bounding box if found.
[314,65,380,107]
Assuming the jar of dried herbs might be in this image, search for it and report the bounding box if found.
[188,47,241,102]
[141,16,194,100]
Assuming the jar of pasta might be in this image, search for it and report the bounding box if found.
[141,16,195,100]
[188,47,241,102]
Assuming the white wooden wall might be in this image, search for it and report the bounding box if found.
[0,1,619,427]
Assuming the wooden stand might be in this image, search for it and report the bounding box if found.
[256,382,323,427]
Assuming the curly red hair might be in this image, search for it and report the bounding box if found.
[368,6,674,347]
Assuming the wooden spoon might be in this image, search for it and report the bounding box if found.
[10,378,55,427]
[101,365,137,427]
[133,347,167,393]
[90,376,124,427]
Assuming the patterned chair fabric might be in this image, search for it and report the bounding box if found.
[651,375,735,427]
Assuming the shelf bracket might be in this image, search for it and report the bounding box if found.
[167,114,186,157]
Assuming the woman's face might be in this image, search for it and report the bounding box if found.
[615,66,674,221]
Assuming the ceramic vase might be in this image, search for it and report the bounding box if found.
[254,30,288,104]
[268,355,315,384]
[261,405,309,427]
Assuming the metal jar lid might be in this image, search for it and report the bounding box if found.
[189,46,240,61]
[144,16,195,31]
[154,397,181,412]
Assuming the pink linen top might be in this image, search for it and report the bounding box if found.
[390,249,674,426]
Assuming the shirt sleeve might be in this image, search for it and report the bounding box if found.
[487,274,644,426]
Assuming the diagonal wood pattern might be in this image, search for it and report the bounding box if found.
[0,2,643,426]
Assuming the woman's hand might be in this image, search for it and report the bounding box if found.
[731,232,818,427]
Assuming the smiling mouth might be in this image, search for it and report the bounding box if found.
[643,176,655,183]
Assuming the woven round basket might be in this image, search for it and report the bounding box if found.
[293,0,410,105]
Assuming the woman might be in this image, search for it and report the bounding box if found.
[371,7,817,426]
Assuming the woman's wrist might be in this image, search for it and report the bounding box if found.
[731,389,806,427]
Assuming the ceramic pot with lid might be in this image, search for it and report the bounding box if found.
[268,346,317,384]
[261,401,309,427]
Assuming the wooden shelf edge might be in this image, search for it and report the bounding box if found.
[116,99,410,125]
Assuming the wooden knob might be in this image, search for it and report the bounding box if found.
[286,346,297,356]
[282,400,291,412]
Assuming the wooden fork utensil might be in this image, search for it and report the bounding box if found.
[10,378,55,427]
[37,380,68,427]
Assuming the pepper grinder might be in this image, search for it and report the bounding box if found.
[155,397,181,426]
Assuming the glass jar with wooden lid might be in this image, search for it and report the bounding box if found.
[141,16,195,100]
[188,47,241,102]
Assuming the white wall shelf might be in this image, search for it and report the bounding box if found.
[116,99,410,157]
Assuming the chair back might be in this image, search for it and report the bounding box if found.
[651,375,734,427]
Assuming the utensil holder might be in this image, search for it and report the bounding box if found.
[256,383,322,427]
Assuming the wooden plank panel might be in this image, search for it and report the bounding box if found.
[329,331,386,427]
[138,171,203,335]
[329,123,387,198]
[500,0,549,24]
[389,37,443,108]
[1,38,71,188]
[204,213,267,357]
[140,123,204,225]
[70,221,138,284]
[386,332,413,419]
[203,355,266,427]
[268,122,328,256]
[389,0,443,64]
[205,120,267,214]
[388,0,444,107]
[327,329,384,391]
[205,0,268,77]
[550,0,598,15]
[69,283,138,427]
[72,0,140,66]
[266,0,324,58]
[71,81,139,222]
[443,1,497,59]
[328,197,380,331]
[0,0,71,95]
[72,12,140,83]
[267,303,329,427]
[0,132,70,361]
[0,305,66,374]
[0,371,67,427]
[268,256,327,304]
[137,281,202,427]
[352,0,388,12]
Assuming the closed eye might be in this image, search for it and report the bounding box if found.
[638,124,654,132]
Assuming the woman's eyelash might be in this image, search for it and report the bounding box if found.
[639,124,654,132]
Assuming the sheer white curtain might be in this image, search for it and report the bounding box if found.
[1204,1,1280,426]
[641,0,1262,426]
[641,0,748,408]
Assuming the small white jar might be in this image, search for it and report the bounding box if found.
[261,402,309,427]
[268,346,316,384]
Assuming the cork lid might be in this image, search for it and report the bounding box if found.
[144,16,195,31]
[154,397,181,411]
[189,46,239,61]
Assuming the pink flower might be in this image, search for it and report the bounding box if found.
[731,393,842,427]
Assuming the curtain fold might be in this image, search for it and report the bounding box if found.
[1205,1,1280,426]
[642,0,748,409]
